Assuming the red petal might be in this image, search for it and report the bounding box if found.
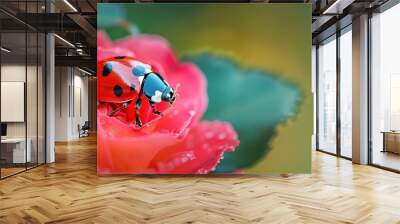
[97,105,180,174]
[114,35,178,75]
[97,31,113,48]
[150,102,196,137]
[165,63,208,123]
[149,121,240,174]
[96,33,240,175]
[98,47,135,62]
[149,63,207,136]
[98,49,207,136]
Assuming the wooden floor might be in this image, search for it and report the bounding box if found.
[1,136,400,224]
[1,167,26,178]
[373,150,400,171]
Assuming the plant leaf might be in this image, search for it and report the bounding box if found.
[98,4,125,28]
[184,53,302,172]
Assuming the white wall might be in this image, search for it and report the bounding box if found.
[55,67,69,141]
[1,65,26,139]
[1,65,40,138]
[1,64,46,164]
[54,67,89,141]
[72,73,89,138]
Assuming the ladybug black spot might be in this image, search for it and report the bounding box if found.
[130,84,135,91]
[103,63,112,77]
[114,56,126,59]
[113,85,123,97]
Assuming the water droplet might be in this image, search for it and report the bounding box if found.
[181,157,188,163]
[218,133,226,140]
[197,169,208,174]
[186,152,195,160]
[188,110,195,116]
[205,132,214,139]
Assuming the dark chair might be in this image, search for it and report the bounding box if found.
[79,121,90,138]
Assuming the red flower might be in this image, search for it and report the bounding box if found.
[97,31,239,174]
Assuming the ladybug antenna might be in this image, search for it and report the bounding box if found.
[170,83,180,105]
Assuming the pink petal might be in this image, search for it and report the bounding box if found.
[149,121,240,174]
[148,63,207,136]
[96,32,240,175]
[151,102,196,137]
[114,35,178,75]
[98,31,113,48]
[98,47,135,62]
[164,63,208,123]
[97,50,207,136]
[97,105,180,174]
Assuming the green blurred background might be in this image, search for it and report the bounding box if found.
[98,4,312,174]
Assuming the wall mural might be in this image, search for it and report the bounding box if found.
[97,4,312,174]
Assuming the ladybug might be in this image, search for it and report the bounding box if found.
[98,56,176,127]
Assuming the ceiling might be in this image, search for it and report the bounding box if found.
[311,0,390,43]
[0,0,98,72]
[0,0,394,71]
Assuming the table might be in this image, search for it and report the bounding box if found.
[1,138,31,164]
[382,131,400,154]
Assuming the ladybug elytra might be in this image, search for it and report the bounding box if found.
[98,56,176,127]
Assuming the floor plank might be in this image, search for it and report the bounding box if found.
[1,135,400,224]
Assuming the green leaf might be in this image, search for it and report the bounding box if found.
[98,4,125,28]
[103,26,131,41]
[183,53,302,172]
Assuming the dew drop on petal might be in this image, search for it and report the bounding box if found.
[186,152,195,160]
[205,132,214,139]
[197,169,208,174]
[188,110,195,116]
[218,133,226,140]
[181,157,188,163]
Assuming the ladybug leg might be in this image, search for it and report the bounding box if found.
[108,102,130,117]
[135,97,143,127]
[135,73,150,128]
[150,101,162,116]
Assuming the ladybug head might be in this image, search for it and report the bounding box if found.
[161,86,176,105]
